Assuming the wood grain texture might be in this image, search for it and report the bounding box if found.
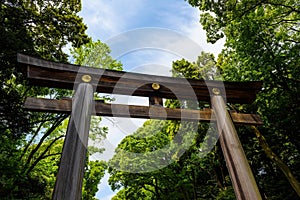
[52,83,94,200]
[18,54,262,104]
[212,95,262,200]
[18,54,265,199]
[24,97,263,125]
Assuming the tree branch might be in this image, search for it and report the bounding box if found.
[22,114,67,172]
[251,126,300,197]
[39,152,62,160]
[266,2,300,13]
[141,185,156,196]
[19,115,53,161]
[236,1,266,19]
[26,135,64,175]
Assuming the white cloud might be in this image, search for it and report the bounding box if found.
[159,1,225,57]
[81,0,145,39]
[104,27,205,73]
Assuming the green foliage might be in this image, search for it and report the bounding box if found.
[83,160,107,200]
[108,53,235,199]
[0,0,89,140]
[88,116,108,155]
[1,0,90,138]
[108,119,233,199]
[71,40,122,70]
[0,1,120,199]
[172,51,219,80]
[188,0,300,199]
[25,137,65,199]
[1,114,68,199]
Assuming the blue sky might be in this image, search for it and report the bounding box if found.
[78,0,224,199]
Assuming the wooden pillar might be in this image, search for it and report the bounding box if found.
[53,82,94,200]
[211,89,262,200]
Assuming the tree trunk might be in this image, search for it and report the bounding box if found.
[251,126,300,197]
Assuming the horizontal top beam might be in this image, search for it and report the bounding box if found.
[18,54,262,104]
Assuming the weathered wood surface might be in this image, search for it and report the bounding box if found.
[53,83,94,200]
[18,54,262,104]
[149,96,163,106]
[211,95,262,200]
[24,97,263,125]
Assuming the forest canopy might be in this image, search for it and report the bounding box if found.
[0,0,299,199]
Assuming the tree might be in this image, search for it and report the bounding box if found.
[83,160,107,200]
[1,0,90,135]
[0,1,125,198]
[108,52,236,199]
[0,0,90,151]
[71,40,122,71]
[0,0,90,198]
[188,0,300,198]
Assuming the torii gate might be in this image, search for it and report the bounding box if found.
[18,54,263,200]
